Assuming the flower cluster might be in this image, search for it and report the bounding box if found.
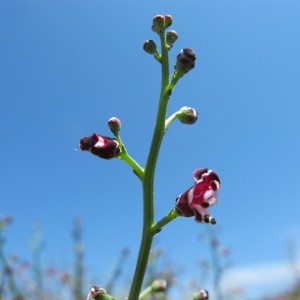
[151,15,173,33]
[175,168,220,223]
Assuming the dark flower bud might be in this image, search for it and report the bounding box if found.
[175,169,220,223]
[90,286,106,299]
[166,30,178,47]
[79,133,120,159]
[143,40,157,54]
[152,15,165,33]
[174,48,196,75]
[86,286,117,300]
[151,279,167,293]
[108,117,121,136]
[192,290,209,300]
[164,15,173,29]
[178,106,198,124]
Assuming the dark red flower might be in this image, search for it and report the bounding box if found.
[79,133,120,160]
[175,168,220,223]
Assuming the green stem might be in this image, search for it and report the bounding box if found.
[119,151,144,180]
[166,71,183,94]
[150,209,180,234]
[138,286,152,299]
[127,30,170,300]
[116,134,144,180]
[165,111,180,132]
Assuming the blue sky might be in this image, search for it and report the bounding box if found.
[1,0,300,299]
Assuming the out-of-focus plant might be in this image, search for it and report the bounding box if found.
[182,228,243,300]
[72,217,85,300]
[0,215,25,300]
[264,241,300,300]
[198,229,235,300]
[0,216,85,299]
[29,221,45,299]
[105,247,129,295]
[80,15,221,300]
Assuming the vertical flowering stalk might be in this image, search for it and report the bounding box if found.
[128,15,199,300]
[127,15,173,300]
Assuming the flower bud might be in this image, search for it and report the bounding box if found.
[192,289,209,300]
[151,15,173,33]
[152,15,165,33]
[86,286,117,300]
[166,30,178,47]
[151,279,167,293]
[143,40,157,54]
[88,286,106,299]
[164,15,173,29]
[178,106,198,124]
[79,133,120,159]
[174,48,196,75]
[175,169,220,223]
[108,117,121,136]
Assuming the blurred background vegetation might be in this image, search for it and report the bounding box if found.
[1,215,299,300]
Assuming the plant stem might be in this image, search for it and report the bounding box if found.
[165,111,180,132]
[150,209,180,234]
[119,151,144,180]
[138,286,152,299]
[116,135,145,180]
[127,30,170,300]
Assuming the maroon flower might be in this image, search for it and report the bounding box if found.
[79,133,120,159]
[175,168,220,223]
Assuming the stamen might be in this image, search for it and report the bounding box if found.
[203,214,216,224]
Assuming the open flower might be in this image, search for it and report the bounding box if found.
[79,133,120,160]
[175,168,220,223]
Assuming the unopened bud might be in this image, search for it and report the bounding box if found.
[88,286,106,299]
[151,279,167,293]
[164,15,173,29]
[178,106,198,124]
[108,117,121,136]
[86,286,116,300]
[192,289,209,300]
[151,15,173,33]
[174,48,196,75]
[166,30,178,47]
[143,40,157,54]
[152,15,165,33]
